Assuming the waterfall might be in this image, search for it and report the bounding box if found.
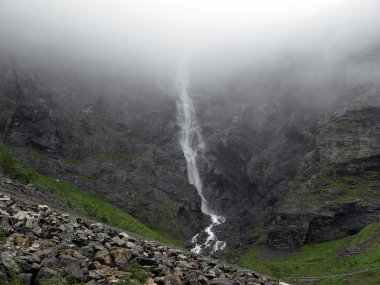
[175,60,226,254]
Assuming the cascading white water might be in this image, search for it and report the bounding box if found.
[175,60,226,254]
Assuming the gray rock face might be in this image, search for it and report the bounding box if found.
[0,56,208,241]
[264,97,380,248]
[0,191,279,285]
[191,65,380,249]
[1,49,380,253]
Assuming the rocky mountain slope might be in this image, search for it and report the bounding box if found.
[190,49,380,250]
[199,88,380,250]
[0,178,281,285]
[0,54,208,241]
[0,45,379,254]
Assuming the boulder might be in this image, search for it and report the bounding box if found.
[14,236,31,247]
[18,273,33,285]
[63,263,85,281]
[36,267,57,284]
[95,249,113,266]
[111,248,133,270]
[135,257,158,267]
[163,275,185,285]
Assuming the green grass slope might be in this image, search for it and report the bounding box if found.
[0,144,179,245]
[239,222,380,284]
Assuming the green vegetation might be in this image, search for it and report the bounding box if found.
[316,271,380,285]
[0,145,21,180]
[334,119,363,133]
[239,222,380,285]
[40,276,82,285]
[307,177,373,206]
[0,230,7,244]
[223,250,239,264]
[8,270,21,285]
[118,262,152,285]
[324,174,379,202]
[282,171,380,215]
[0,144,178,245]
[348,223,380,249]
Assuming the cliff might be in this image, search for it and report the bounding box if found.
[0,47,379,254]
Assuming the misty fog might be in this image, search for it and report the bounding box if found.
[0,0,380,106]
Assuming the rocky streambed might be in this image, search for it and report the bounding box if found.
[0,191,282,285]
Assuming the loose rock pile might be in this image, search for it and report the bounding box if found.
[0,192,280,285]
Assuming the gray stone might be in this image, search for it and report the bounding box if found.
[64,263,85,281]
[36,268,57,284]
[209,278,238,285]
[41,257,60,268]
[18,273,33,285]
[135,257,159,266]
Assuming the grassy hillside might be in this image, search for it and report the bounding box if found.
[239,222,380,284]
[0,144,179,245]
